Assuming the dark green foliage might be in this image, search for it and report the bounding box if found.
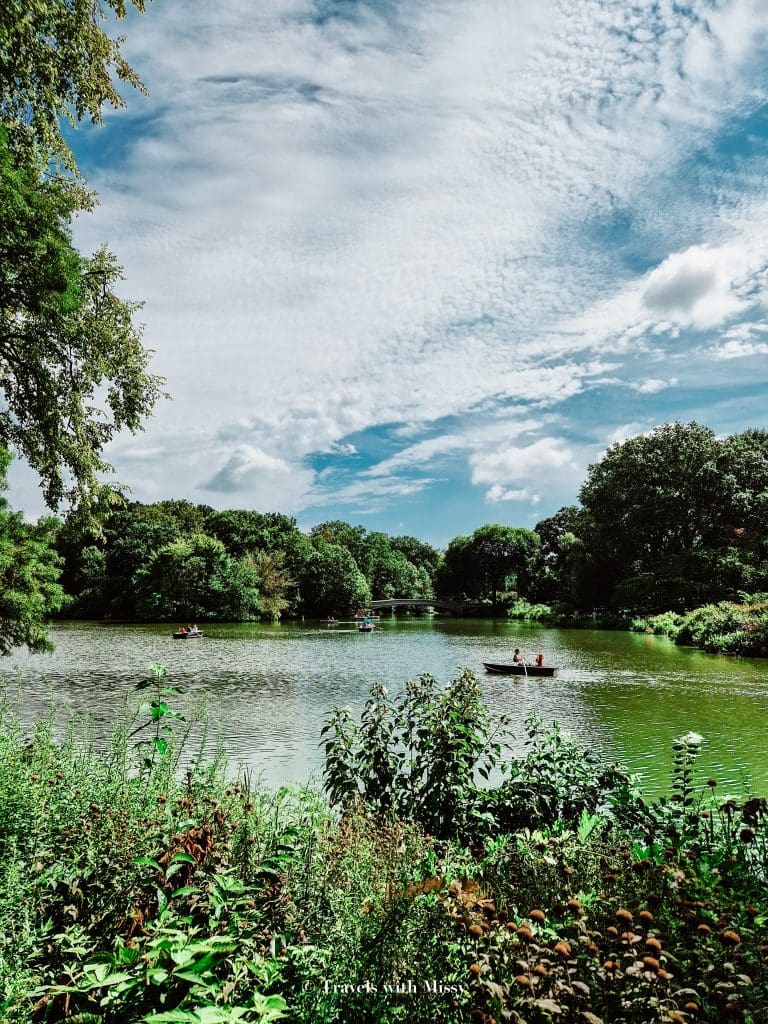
[577,422,768,612]
[298,540,370,617]
[58,503,441,620]
[530,505,586,605]
[204,509,299,561]
[675,598,768,656]
[436,525,540,608]
[133,533,261,622]
[323,671,507,840]
[478,715,642,834]
[0,128,164,517]
[2,675,768,1023]
[0,448,63,653]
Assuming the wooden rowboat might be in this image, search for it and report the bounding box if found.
[172,629,203,639]
[483,662,556,676]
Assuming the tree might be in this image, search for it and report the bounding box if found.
[310,520,368,571]
[301,541,370,617]
[436,534,479,601]
[204,509,299,559]
[436,525,540,606]
[0,448,64,653]
[133,533,260,622]
[389,535,442,587]
[247,550,295,622]
[578,422,768,610]
[0,132,164,513]
[470,524,541,607]
[0,0,148,170]
[368,546,420,600]
[531,506,582,604]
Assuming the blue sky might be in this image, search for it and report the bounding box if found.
[12,0,768,546]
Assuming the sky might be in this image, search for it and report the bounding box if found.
[11,0,768,546]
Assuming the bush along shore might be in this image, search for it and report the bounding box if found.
[2,669,768,1024]
[509,596,768,658]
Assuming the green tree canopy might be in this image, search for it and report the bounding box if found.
[0,0,148,169]
[302,540,370,617]
[133,533,260,622]
[0,133,164,513]
[389,534,442,583]
[579,422,768,610]
[0,448,63,652]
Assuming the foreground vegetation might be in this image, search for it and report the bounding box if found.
[2,669,768,1024]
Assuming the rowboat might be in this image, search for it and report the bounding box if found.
[358,623,374,632]
[172,629,203,639]
[483,662,556,676]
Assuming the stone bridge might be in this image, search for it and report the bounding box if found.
[368,598,484,616]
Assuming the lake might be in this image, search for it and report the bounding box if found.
[2,617,767,796]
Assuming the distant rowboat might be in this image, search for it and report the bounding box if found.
[483,662,556,676]
[172,628,203,639]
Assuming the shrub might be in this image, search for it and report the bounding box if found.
[676,600,768,655]
[506,598,555,622]
[477,715,643,834]
[322,670,508,840]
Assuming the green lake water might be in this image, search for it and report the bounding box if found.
[2,618,767,796]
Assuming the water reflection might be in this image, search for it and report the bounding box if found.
[1,619,766,795]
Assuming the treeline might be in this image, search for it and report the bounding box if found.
[54,422,768,625]
[56,507,440,621]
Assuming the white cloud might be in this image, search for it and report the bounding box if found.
[707,320,768,359]
[470,437,576,487]
[631,377,678,394]
[711,339,768,360]
[202,444,315,510]
[485,485,541,504]
[30,0,768,522]
[642,245,748,329]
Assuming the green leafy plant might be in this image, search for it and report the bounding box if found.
[322,670,509,839]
